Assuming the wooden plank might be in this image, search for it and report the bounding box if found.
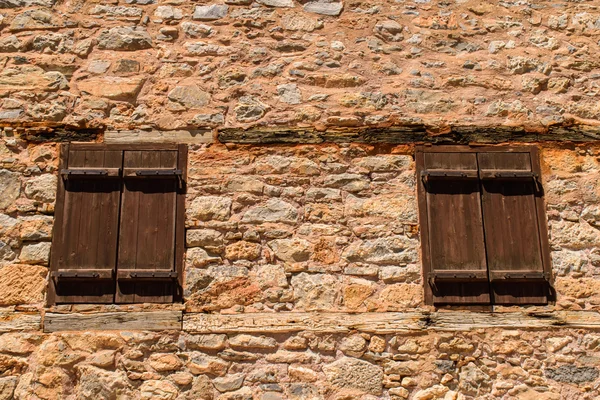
[184,312,428,334]
[117,150,178,303]
[47,143,69,306]
[69,143,181,151]
[423,152,490,305]
[174,144,187,302]
[430,311,600,331]
[183,311,600,333]
[104,130,213,144]
[44,311,183,332]
[0,312,42,332]
[53,148,121,304]
[478,152,548,305]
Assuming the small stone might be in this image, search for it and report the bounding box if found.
[225,241,261,261]
[291,273,339,311]
[374,20,403,42]
[339,335,367,357]
[180,334,227,351]
[368,336,386,353]
[97,27,152,51]
[0,170,20,211]
[10,9,61,32]
[187,375,214,399]
[545,365,599,384]
[234,96,269,122]
[187,196,232,222]
[389,387,409,399]
[187,354,229,376]
[268,238,312,263]
[181,22,212,38]
[148,354,183,372]
[193,5,229,21]
[88,60,111,74]
[265,351,317,364]
[323,357,383,395]
[24,174,56,203]
[288,365,317,382]
[78,77,145,101]
[213,373,245,392]
[19,242,51,265]
[187,229,223,250]
[154,6,183,20]
[277,84,302,105]
[281,13,322,32]
[0,264,47,305]
[168,85,210,109]
[140,380,178,400]
[229,335,277,350]
[303,1,343,16]
[242,199,298,224]
[343,236,418,266]
[257,0,293,7]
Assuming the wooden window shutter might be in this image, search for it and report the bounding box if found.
[49,145,122,304]
[478,150,552,305]
[417,150,491,305]
[115,146,186,303]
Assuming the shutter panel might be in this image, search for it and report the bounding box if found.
[50,146,121,304]
[116,150,179,303]
[422,152,491,305]
[478,152,550,305]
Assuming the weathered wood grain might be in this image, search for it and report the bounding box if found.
[44,311,182,332]
[105,130,213,144]
[183,311,600,333]
[0,312,42,332]
[217,125,600,144]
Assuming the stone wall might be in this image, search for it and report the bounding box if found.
[0,0,599,133]
[2,0,600,396]
[1,132,600,398]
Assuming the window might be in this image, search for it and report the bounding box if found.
[48,144,187,304]
[416,146,553,306]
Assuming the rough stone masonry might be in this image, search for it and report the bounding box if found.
[1,0,600,399]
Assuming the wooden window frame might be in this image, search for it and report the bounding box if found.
[47,143,187,305]
[415,145,553,307]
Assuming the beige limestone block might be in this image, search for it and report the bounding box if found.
[323,357,383,395]
[77,76,145,101]
[0,264,47,305]
[374,284,423,310]
[0,66,68,94]
[224,241,261,261]
[148,353,183,372]
[140,380,178,400]
[555,277,600,300]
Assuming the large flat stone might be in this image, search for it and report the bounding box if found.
[77,76,146,101]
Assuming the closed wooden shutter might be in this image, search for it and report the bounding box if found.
[419,151,491,305]
[478,151,551,305]
[49,145,122,304]
[116,149,183,303]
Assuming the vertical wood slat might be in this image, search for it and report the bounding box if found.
[117,150,178,303]
[174,144,188,302]
[478,152,548,305]
[52,148,122,304]
[47,144,69,306]
[422,152,490,305]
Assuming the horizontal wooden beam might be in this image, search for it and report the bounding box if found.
[105,130,213,144]
[183,311,600,334]
[44,311,182,332]
[217,125,600,144]
[0,312,41,332]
